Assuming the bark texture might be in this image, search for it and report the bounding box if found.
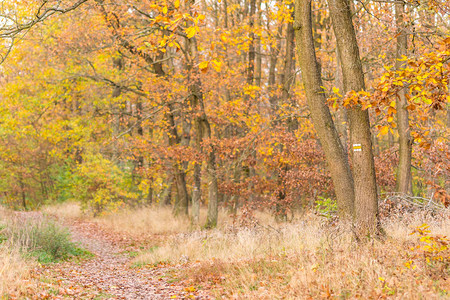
[185,4,219,227]
[395,2,413,195]
[327,0,379,235]
[294,0,355,218]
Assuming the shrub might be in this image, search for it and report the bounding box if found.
[315,196,337,219]
[1,217,92,264]
[62,153,138,216]
[407,223,449,277]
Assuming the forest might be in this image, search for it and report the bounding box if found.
[0,0,449,299]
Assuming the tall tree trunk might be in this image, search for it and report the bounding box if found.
[327,0,379,235]
[19,176,27,210]
[96,1,190,211]
[185,2,219,228]
[191,92,203,225]
[282,5,296,103]
[395,2,413,195]
[294,0,355,218]
[167,105,190,216]
[254,0,262,87]
[247,0,257,86]
[192,159,201,224]
[447,106,450,129]
[135,100,153,205]
[153,50,189,216]
[335,50,349,154]
[268,22,283,112]
[204,121,219,228]
[223,0,229,28]
[283,3,297,131]
[111,55,123,163]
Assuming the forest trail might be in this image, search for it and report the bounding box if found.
[26,217,210,300]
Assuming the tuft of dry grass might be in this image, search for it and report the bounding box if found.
[42,202,83,220]
[0,248,34,296]
[93,207,193,236]
[0,207,35,297]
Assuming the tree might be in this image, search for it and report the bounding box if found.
[0,0,88,64]
[1,0,447,229]
[395,1,413,195]
[294,0,355,219]
[327,0,380,236]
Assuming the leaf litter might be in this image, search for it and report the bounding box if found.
[13,216,211,300]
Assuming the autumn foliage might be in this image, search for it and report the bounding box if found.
[0,0,448,221]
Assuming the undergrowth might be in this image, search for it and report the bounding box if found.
[44,202,449,299]
[1,217,92,264]
[130,210,449,299]
[0,207,92,296]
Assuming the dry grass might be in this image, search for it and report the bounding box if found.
[0,207,35,297]
[42,202,83,220]
[44,202,276,237]
[43,202,450,298]
[132,216,327,266]
[0,248,34,296]
[132,210,450,299]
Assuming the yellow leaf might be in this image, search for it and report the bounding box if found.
[184,286,196,292]
[174,0,180,8]
[199,61,209,73]
[423,98,432,105]
[162,6,168,14]
[185,27,197,39]
[378,126,389,137]
[221,34,227,43]
[211,59,222,72]
[332,86,342,97]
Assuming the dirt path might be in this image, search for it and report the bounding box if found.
[27,219,210,300]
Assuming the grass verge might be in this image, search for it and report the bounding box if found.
[0,206,92,296]
[132,212,450,299]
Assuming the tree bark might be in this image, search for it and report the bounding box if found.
[294,0,355,218]
[223,0,229,28]
[255,0,262,87]
[283,3,297,131]
[395,1,413,195]
[167,105,190,216]
[247,0,257,86]
[192,159,201,224]
[185,2,219,227]
[204,121,219,228]
[282,10,295,103]
[335,49,349,154]
[154,49,189,216]
[111,56,124,163]
[327,0,379,235]
[160,175,173,207]
[268,23,283,112]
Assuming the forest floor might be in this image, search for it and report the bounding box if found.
[2,203,450,299]
[6,212,211,299]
